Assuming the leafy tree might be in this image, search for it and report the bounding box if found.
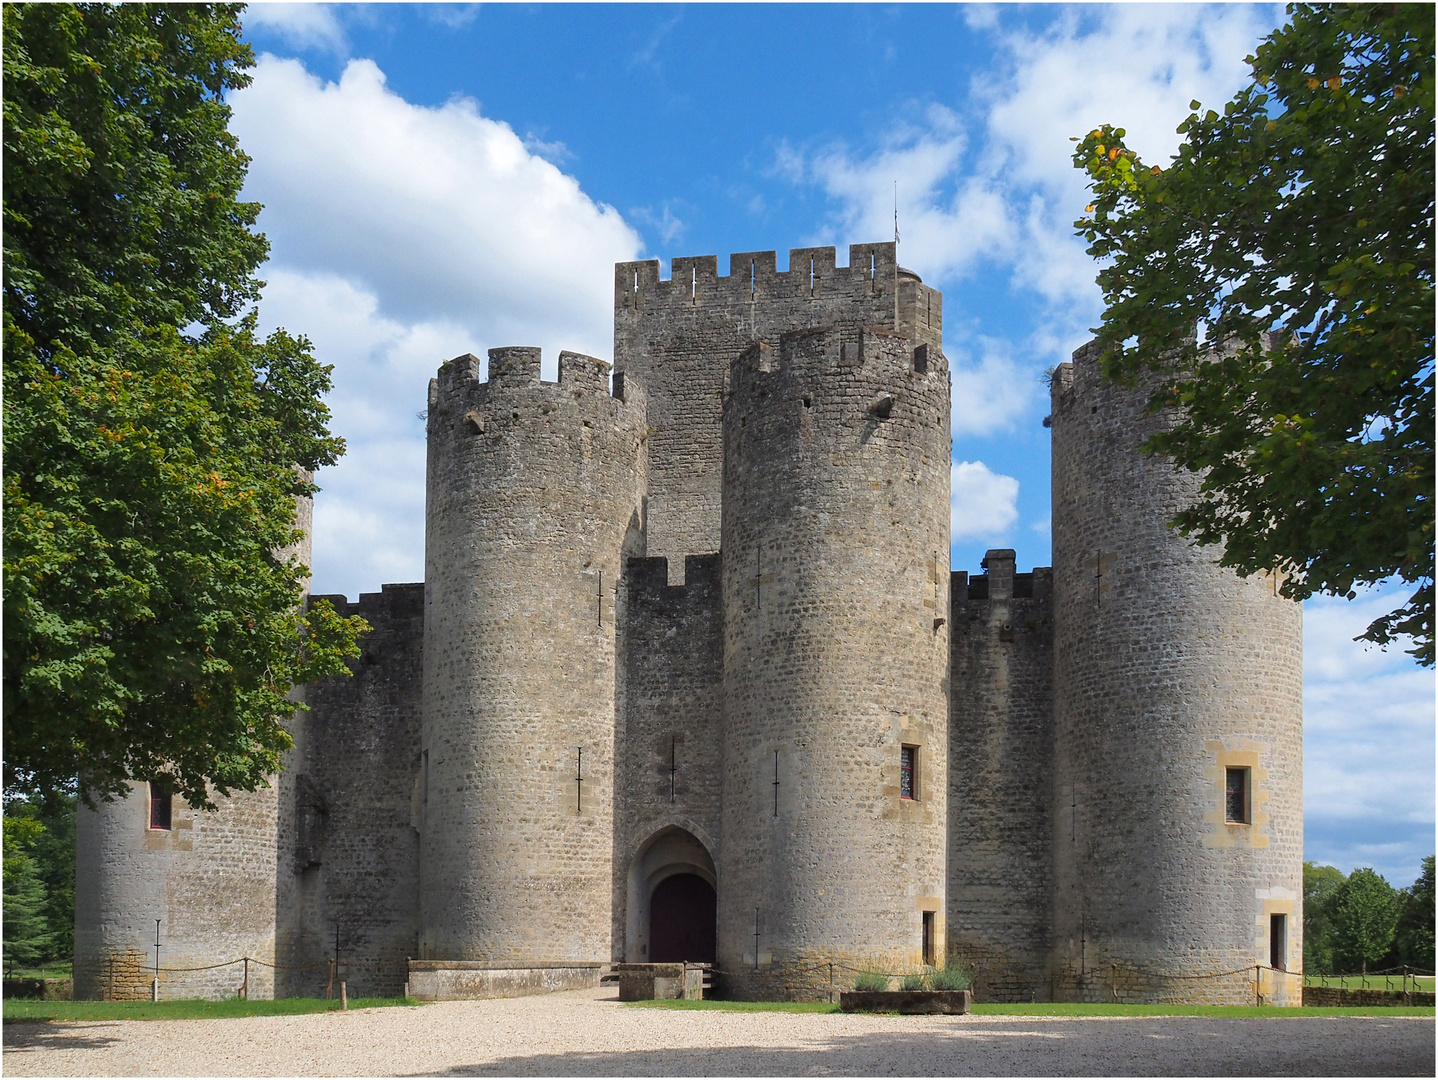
[1330,867,1399,974]
[3,3,366,808]
[1303,861,1347,974]
[4,795,77,963]
[2,813,54,974]
[1395,855,1435,969]
[1074,3,1434,666]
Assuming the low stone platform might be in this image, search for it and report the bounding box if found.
[840,989,973,1014]
[612,963,710,1001]
[406,961,604,1001]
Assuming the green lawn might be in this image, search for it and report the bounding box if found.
[3,996,420,1023]
[627,999,1434,1018]
[4,963,74,980]
[1303,974,1435,992]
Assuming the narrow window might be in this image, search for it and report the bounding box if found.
[1225,767,1250,823]
[922,911,935,967]
[900,746,918,800]
[913,343,929,374]
[149,782,172,830]
[1269,913,1287,971]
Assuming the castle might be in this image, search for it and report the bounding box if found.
[75,242,1304,1004]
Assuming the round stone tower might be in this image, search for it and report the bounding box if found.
[1049,341,1304,1005]
[419,347,646,966]
[74,494,315,1002]
[718,326,951,999]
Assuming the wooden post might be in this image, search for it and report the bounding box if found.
[242,957,249,1000]
[326,958,335,1000]
[340,981,348,1011]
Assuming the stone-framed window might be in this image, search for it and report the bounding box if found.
[900,745,918,800]
[148,782,172,831]
[1225,767,1250,824]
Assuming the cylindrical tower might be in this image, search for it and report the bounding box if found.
[419,347,646,964]
[718,326,951,999]
[1049,342,1304,1005]
[73,784,279,1000]
[74,490,315,1002]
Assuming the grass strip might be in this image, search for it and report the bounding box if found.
[3,996,421,1023]
[626,1000,1433,1018]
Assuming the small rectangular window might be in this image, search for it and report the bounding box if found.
[149,782,172,830]
[1225,767,1250,823]
[922,911,935,967]
[1270,913,1287,971]
[900,746,917,800]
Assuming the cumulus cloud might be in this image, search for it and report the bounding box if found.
[950,461,1019,541]
[948,335,1036,436]
[243,3,349,55]
[231,56,642,366]
[1302,584,1435,883]
[232,56,644,598]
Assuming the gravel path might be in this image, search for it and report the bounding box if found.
[3,987,1433,1077]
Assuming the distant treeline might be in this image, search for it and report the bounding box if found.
[1304,856,1435,974]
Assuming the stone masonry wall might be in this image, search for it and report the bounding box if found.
[74,784,277,1000]
[948,552,1055,1003]
[718,326,951,999]
[277,583,424,998]
[1049,341,1305,1005]
[615,554,724,962]
[420,347,647,963]
[614,243,941,576]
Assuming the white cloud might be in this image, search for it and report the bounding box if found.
[948,335,1036,436]
[950,461,1019,541]
[243,3,348,55]
[1302,584,1435,883]
[232,56,641,366]
[232,56,644,598]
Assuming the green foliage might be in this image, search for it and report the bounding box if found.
[899,971,929,991]
[2,3,368,807]
[1074,3,1434,666]
[1330,867,1400,973]
[852,969,889,992]
[1395,855,1436,969]
[2,796,76,963]
[2,813,53,973]
[930,961,971,991]
[1304,861,1347,974]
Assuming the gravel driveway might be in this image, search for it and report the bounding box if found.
[3,987,1433,1077]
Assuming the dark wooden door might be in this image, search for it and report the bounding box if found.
[649,873,716,963]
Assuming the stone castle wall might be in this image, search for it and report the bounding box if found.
[419,347,647,963]
[615,554,725,962]
[277,583,424,999]
[947,552,1055,1002]
[613,243,941,576]
[717,326,951,999]
[74,784,278,1000]
[1048,342,1305,1005]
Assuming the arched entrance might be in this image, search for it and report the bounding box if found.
[649,873,716,963]
[626,825,717,963]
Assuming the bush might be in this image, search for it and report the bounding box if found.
[930,962,971,991]
[852,970,889,992]
[900,971,929,991]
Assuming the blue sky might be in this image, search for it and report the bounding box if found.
[234,2,1433,887]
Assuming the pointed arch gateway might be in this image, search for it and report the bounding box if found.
[626,826,716,964]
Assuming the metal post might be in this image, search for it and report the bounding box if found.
[153,919,162,1001]
[1255,964,1261,1007]
[753,909,761,971]
[772,750,779,817]
[575,747,584,813]
[597,570,603,626]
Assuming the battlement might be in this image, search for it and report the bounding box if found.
[311,582,425,621]
[428,348,645,439]
[616,243,899,311]
[626,554,721,597]
[729,325,945,386]
[952,554,1053,604]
